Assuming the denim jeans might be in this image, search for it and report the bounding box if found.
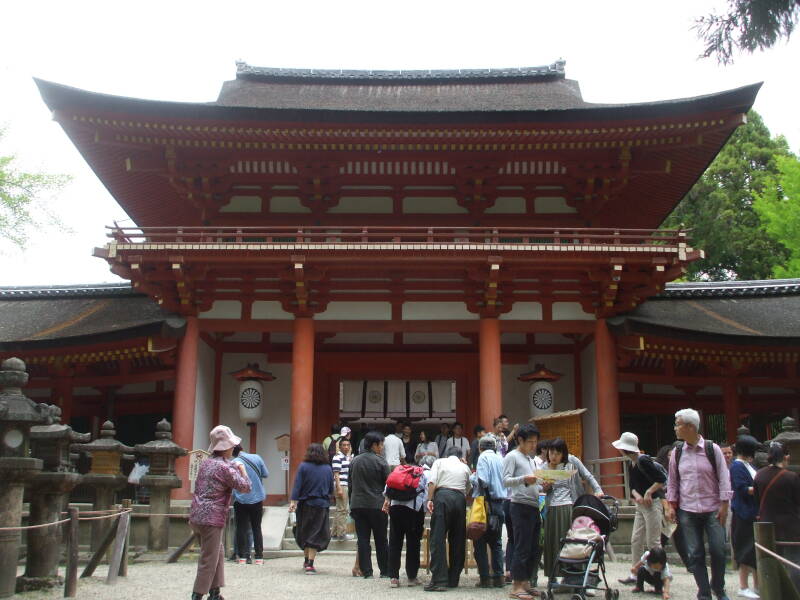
[678,508,726,599]
[473,499,505,578]
[509,502,541,583]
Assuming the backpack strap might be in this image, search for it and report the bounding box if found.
[757,468,788,520]
[673,439,719,488]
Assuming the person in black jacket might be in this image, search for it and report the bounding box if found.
[348,431,391,578]
[613,432,667,585]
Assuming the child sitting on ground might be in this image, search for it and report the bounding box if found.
[631,546,672,599]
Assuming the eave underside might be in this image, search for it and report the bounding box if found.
[35,78,760,230]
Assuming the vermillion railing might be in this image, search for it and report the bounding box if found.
[107,225,688,248]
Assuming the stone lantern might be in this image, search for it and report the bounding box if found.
[769,416,800,475]
[71,420,134,551]
[0,357,57,599]
[17,420,90,591]
[134,419,187,551]
[518,364,562,419]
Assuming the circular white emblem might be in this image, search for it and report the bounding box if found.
[240,387,262,409]
[532,388,553,410]
[411,390,426,404]
[368,389,382,404]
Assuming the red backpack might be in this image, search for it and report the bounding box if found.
[385,464,424,501]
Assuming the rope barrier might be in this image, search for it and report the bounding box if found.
[756,542,800,573]
[0,508,134,531]
[0,517,71,532]
[77,509,132,522]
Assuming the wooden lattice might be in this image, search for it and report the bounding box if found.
[530,409,588,460]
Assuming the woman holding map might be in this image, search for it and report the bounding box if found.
[540,437,604,582]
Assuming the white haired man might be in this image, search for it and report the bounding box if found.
[665,409,732,600]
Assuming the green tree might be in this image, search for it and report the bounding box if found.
[663,111,791,280]
[754,154,800,277]
[696,0,800,64]
[0,129,70,247]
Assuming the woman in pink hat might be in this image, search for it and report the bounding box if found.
[189,425,251,600]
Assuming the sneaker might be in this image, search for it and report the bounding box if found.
[390,579,400,588]
[245,556,252,565]
[344,533,355,541]
[305,565,317,575]
[737,590,759,599]
[237,558,247,565]
[254,558,264,566]
[408,578,423,587]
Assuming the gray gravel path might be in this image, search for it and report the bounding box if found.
[17,555,709,599]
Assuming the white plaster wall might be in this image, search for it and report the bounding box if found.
[317,301,392,320]
[403,302,477,320]
[403,333,470,345]
[500,302,542,320]
[192,339,215,451]
[553,302,596,320]
[219,354,293,496]
[581,342,600,461]
[200,300,242,320]
[501,365,531,425]
[252,301,293,320]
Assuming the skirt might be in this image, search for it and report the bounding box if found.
[731,513,756,568]
[294,503,331,552]
[543,503,574,578]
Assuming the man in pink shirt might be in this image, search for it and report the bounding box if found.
[665,409,732,600]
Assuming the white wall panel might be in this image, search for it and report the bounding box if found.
[403,302,476,320]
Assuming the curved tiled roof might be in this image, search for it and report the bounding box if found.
[0,283,182,349]
[614,279,800,343]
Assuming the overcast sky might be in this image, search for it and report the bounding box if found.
[1,0,798,286]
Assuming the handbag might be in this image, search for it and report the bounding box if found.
[467,495,488,540]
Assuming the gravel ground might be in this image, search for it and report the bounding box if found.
[16,554,711,600]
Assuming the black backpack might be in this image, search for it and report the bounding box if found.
[673,439,719,485]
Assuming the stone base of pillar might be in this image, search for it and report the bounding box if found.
[23,473,82,580]
[0,458,42,600]
[15,576,63,593]
[82,474,126,554]
[141,475,182,551]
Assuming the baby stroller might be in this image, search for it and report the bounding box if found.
[543,494,619,600]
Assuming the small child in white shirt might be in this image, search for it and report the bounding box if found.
[632,546,672,599]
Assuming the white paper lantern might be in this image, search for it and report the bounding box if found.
[239,379,264,423]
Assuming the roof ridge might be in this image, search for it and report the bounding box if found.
[0,282,137,299]
[660,278,800,298]
[234,60,567,82]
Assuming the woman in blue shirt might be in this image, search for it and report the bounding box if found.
[289,443,334,574]
[729,435,759,599]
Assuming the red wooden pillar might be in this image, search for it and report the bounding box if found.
[594,319,621,480]
[55,377,74,425]
[479,317,502,430]
[723,381,740,443]
[173,315,199,500]
[290,317,315,480]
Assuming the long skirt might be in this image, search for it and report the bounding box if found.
[731,513,756,568]
[294,502,331,551]
[543,503,574,578]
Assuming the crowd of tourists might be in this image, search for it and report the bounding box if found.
[184,411,800,600]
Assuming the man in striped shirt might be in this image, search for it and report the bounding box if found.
[332,438,354,541]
